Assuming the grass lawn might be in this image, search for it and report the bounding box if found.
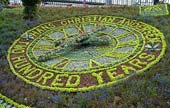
[0,5,170,108]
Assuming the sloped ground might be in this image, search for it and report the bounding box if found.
[0,5,170,108]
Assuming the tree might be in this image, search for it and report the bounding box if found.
[21,0,41,20]
[154,0,159,5]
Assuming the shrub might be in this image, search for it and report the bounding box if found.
[21,0,41,20]
[0,0,9,5]
[154,0,159,5]
[0,0,9,12]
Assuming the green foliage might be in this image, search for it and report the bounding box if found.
[21,0,41,20]
[54,40,62,47]
[139,4,169,16]
[0,0,9,5]
[0,0,9,11]
[23,6,38,19]
[154,0,159,5]
[38,28,112,62]
[22,0,41,6]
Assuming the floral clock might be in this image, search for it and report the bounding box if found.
[6,15,166,94]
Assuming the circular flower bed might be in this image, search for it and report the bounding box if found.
[7,15,166,93]
[0,93,29,108]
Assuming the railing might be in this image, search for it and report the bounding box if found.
[9,0,170,7]
[42,0,105,5]
[41,0,105,7]
[41,0,155,6]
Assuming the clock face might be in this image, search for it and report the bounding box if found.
[8,15,166,92]
[28,23,143,73]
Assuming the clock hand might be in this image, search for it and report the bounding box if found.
[38,26,109,62]
[38,37,76,62]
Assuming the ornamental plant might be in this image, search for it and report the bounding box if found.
[139,4,169,16]
[22,0,41,20]
[0,0,9,11]
[0,0,9,5]
[7,15,166,93]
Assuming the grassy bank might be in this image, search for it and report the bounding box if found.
[0,5,170,108]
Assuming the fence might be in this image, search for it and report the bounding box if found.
[41,0,105,7]
[9,0,170,7]
[41,0,158,6]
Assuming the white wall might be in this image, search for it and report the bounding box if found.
[9,0,22,4]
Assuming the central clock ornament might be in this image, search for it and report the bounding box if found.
[37,25,118,69]
[28,20,142,73]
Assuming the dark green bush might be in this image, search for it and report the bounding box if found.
[0,0,9,5]
[0,0,9,12]
[154,0,159,5]
[21,0,41,20]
